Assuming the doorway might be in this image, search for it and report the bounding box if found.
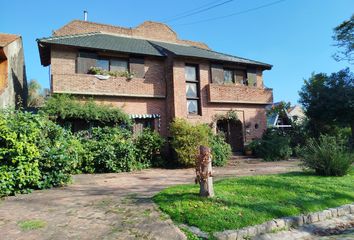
[216,119,244,153]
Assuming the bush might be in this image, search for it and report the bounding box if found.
[77,127,141,173]
[170,119,211,167]
[36,120,82,189]
[250,129,292,161]
[298,135,353,176]
[210,133,232,167]
[0,110,41,196]
[134,129,166,167]
[170,118,231,167]
[0,110,79,196]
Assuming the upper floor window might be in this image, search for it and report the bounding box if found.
[185,65,197,81]
[235,69,248,86]
[185,64,200,115]
[97,58,110,71]
[76,51,129,74]
[223,69,234,84]
[99,58,128,72]
[111,59,128,72]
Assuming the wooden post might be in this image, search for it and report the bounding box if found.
[195,146,214,197]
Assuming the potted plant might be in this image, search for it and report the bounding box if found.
[244,144,253,156]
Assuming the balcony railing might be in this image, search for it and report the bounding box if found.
[208,83,273,104]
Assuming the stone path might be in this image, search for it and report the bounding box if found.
[254,214,354,240]
[0,158,300,240]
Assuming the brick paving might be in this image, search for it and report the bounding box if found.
[0,158,300,240]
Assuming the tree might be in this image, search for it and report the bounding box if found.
[333,14,354,64]
[27,79,45,108]
[299,68,354,140]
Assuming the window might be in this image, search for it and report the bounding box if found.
[97,58,109,71]
[133,119,155,134]
[223,69,234,84]
[110,59,128,72]
[235,69,248,85]
[185,65,200,115]
[185,65,197,81]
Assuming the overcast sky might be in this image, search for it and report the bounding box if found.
[1,0,353,104]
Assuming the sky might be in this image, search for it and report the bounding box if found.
[1,0,353,104]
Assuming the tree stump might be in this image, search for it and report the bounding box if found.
[195,146,214,197]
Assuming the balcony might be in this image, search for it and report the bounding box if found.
[208,83,273,104]
[51,74,166,98]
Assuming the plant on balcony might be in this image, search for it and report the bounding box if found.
[87,67,134,79]
[212,109,239,122]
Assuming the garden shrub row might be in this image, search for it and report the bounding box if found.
[0,110,165,196]
[248,126,353,176]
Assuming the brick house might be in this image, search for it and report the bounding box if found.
[0,33,27,107]
[37,20,273,152]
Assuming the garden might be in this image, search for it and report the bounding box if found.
[0,94,232,197]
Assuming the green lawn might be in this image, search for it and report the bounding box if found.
[153,168,354,234]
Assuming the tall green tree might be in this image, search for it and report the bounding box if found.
[332,14,354,64]
[299,68,354,140]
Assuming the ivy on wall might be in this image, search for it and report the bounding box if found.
[212,109,239,122]
[41,94,132,126]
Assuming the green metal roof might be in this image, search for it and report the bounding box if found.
[38,32,164,57]
[150,40,272,68]
[37,32,272,69]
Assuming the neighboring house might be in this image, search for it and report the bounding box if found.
[288,105,305,123]
[267,110,292,129]
[0,33,27,107]
[37,20,273,152]
[267,104,304,129]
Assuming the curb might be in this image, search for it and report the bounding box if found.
[213,203,354,240]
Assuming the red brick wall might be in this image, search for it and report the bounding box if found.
[208,84,273,104]
[171,59,270,142]
[51,47,166,98]
[53,20,209,49]
[50,47,271,141]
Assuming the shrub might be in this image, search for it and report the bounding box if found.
[0,110,79,196]
[134,129,166,167]
[298,135,353,176]
[210,133,232,167]
[170,118,231,167]
[0,110,41,196]
[170,119,210,167]
[250,129,292,161]
[77,127,141,173]
[36,120,82,189]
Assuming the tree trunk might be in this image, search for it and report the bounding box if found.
[196,146,214,198]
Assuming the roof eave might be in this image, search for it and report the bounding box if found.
[37,40,51,66]
[37,40,167,60]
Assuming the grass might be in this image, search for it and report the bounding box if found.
[17,219,46,231]
[153,168,354,234]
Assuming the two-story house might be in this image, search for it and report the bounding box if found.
[37,20,273,152]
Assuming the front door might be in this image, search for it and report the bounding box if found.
[217,120,244,153]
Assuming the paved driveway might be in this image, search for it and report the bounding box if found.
[0,158,300,240]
